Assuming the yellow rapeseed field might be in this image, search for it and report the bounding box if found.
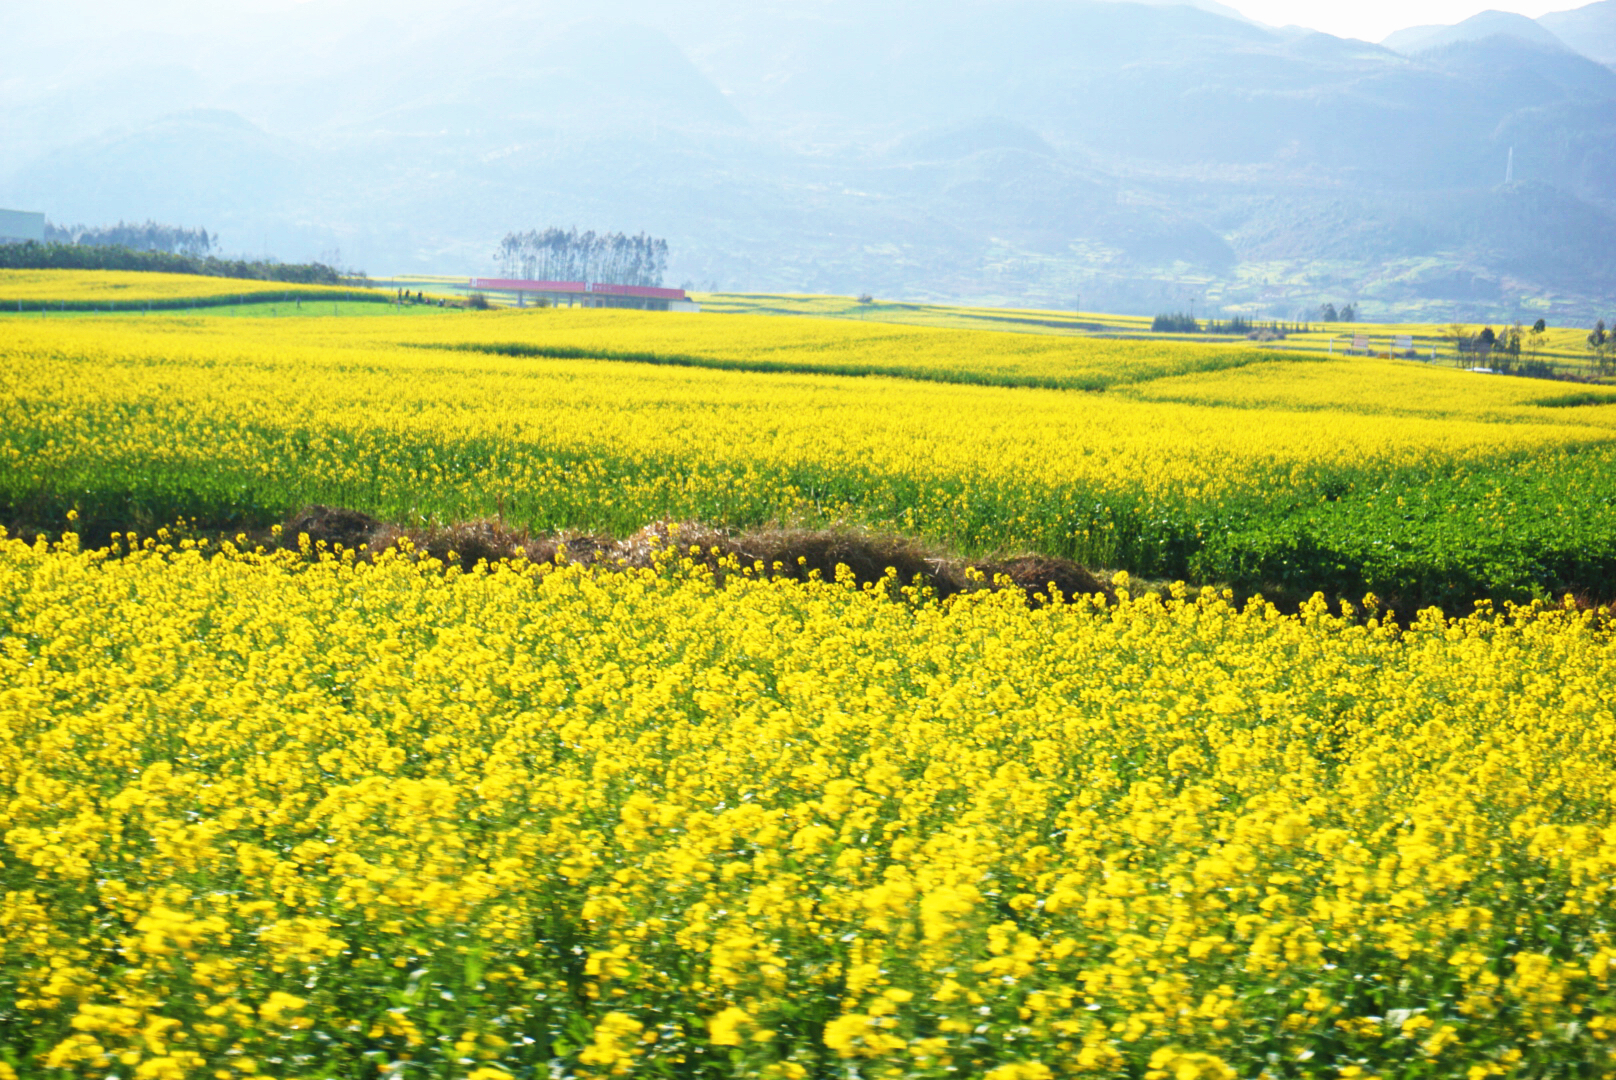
[692,294,1151,336]
[2,532,1614,1080]
[5,291,1616,1079]
[699,293,1604,374]
[393,307,1285,389]
[0,270,361,304]
[2,313,1606,534]
[7,306,1616,606]
[1122,358,1616,425]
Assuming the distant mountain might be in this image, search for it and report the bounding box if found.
[1382,9,1569,53]
[1380,25,1446,52]
[8,110,304,229]
[2,0,1614,322]
[1421,33,1616,101]
[1539,0,1616,65]
[1128,0,1255,24]
[891,118,1058,162]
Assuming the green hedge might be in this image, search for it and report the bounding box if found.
[0,241,344,285]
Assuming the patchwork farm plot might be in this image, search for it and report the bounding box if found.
[3,270,1616,1080]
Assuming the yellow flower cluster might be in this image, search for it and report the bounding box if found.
[3,533,1614,1078]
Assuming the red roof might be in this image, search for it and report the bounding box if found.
[470,279,687,301]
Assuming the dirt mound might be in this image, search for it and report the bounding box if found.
[284,505,383,549]
[723,527,941,585]
[981,554,1109,602]
[277,509,1110,605]
[376,519,546,566]
[715,528,1108,604]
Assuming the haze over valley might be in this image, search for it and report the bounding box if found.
[4,0,1614,319]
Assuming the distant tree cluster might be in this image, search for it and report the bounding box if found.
[1152,312,1200,332]
[1205,315,1252,335]
[1592,319,1614,376]
[496,228,667,286]
[1152,312,1307,338]
[1445,322,1558,377]
[1319,302,1357,322]
[1450,323,1511,359]
[45,219,215,257]
[0,241,341,285]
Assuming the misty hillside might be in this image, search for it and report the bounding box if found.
[1539,0,1616,65]
[2,0,1613,320]
[1381,10,1567,53]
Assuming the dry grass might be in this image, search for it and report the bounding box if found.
[282,506,1110,605]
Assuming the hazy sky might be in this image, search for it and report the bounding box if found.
[1226,0,1574,41]
[268,0,1593,46]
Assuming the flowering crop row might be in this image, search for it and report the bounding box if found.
[1,534,1614,1079]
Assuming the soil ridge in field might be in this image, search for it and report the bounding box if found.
[276,504,1115,605]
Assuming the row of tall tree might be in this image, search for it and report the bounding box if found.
[496,228,667,286]
[1152,312,1310,336]
[44,219,215,257]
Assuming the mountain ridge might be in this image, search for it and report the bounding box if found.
[2,0,1613,321]
[1539,0,1616,65]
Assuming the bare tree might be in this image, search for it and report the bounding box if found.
[495,228,667,286]
[46,219,215,256]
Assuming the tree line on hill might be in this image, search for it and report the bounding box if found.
[0,242,342,285]
[0,216,346,284]
[44,219,215,257]
[495,228,667,286]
